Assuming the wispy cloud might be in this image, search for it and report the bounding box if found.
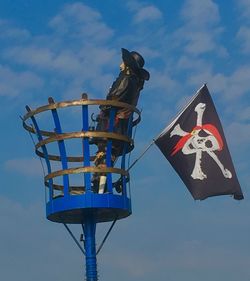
[0,196,84,281]
[0,64,43,97]
[122,1,166,57]
[181,0,220,27]
[227,122,250,146]
[223,66,250,99]
[0,19,30,41]
[126,0,162,21]
[238,0,250,20]
[49,2,114,43]
[132,5,163,24]
[175,0,227,57]
[237,106,250,121]
[4,46,56,71]
[0,3,119,100]
[185,64,250,98]
[237,26,250,54]
[4,157,44,177]
[236,0,250,54]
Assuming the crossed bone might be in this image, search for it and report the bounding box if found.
[170,103,232,180]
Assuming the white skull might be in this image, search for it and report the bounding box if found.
[188,132,220,152]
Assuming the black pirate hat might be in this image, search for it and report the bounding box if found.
[121,48,150,80]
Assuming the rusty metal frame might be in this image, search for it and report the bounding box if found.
[23,97,139,195]
[23,99,140,126]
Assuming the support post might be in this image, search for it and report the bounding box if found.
[84,216,98,281]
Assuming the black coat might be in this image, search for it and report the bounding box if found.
[106,71,143,106]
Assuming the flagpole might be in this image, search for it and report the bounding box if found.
[127,140,155,172]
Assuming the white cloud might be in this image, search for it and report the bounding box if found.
[0,19,30,41]
[176,56,212,71]
[136,46,160,59]
[181,0,220,27]
[238,0,250,20]
[149,68,178,93]
[238,106,250,121]
[126,0,143,12]
[237,0,250,54]
[187,68,226,92]
[0,64,43,97]
[4,46,55,70]
[49,2,113,42]
[237,26,250,54]
[4,157,44,177]
[224,66,250,99]
[4,45,117,89]
[226,122,250,146]
[0,3,119,99]
[126,1,163,26]
[175,0,227,57]
[184,31,216,55]
[0,196,84,281]
[133,5,163,24]
[182,29,227,56]
[181,60,250,102]
[50,2,101,26]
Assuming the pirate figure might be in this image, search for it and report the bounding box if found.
[92,48,150,193]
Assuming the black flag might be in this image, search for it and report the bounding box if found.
[155,84,243,200]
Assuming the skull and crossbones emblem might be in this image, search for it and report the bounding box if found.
[170,103,232,180]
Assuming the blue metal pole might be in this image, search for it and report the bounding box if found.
[84,216,98,281]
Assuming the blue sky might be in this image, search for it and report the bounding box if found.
[0,0,250,280]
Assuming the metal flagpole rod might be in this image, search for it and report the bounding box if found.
[63,224,86,256]
[127,139,155,172]
[96,219,117,255]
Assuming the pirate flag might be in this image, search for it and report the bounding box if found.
[155,84,243,200]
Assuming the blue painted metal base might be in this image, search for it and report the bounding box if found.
[46,193,131,223]
[84,216,98,281]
